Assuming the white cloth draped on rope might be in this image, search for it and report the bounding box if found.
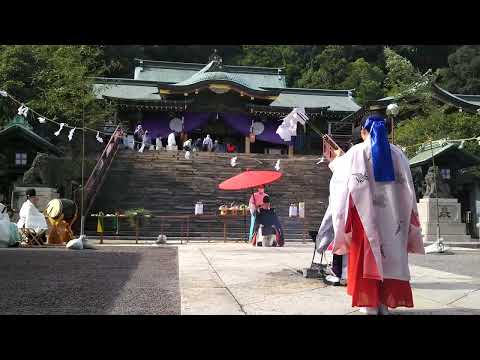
[276,107,308,142]
[328,136,424,282]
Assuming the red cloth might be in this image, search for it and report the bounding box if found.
[226,144,236,153]
[346,205,414,309]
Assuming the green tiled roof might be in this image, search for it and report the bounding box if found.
[270,89,361,112]
[409,140,480,169]
[0,123,63,156]
[433,83,480,113]
[93,80,161,100]
[134,59,286,88]
[175,70,265,91]
[455,94,480,107]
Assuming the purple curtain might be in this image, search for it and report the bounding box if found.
[141,112,212,139]
[141,111,290,145]
[222,112,290,145]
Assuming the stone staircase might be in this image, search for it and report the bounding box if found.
[86,150,332,241]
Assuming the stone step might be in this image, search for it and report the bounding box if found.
[87,150,330,237]
[420,223,467,235]
[422,235,473,242]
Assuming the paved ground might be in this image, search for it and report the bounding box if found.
[2,242,479,315]
[178,243,480,315]
[0,247,180,315]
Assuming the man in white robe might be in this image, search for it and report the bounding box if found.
[167,132,177,150]
[329,115,424,315]
[17,189,48,235]
[202,134,213,152]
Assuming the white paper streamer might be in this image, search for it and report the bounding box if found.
[17,105,29,117]
[274,159,280,171]
[138,144,145,153]
[68,127,76,141]
[0,90,7,97]
[54,123,66,136]
[96,132,103,143]
[185,151,191,160]
[230,156,237,167]
[37,117,46,124]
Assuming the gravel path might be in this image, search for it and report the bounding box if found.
[0,246,180,315]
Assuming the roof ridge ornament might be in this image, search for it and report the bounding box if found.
[208,49,223,71]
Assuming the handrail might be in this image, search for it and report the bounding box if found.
[73,125,124,222]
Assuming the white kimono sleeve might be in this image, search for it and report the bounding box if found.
[328,150,355,256]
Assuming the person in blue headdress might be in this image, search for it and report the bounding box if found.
[328,113,424,315]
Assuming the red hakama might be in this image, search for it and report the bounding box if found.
[346,205,414,309]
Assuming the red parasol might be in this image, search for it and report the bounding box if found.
[218,170,282,190]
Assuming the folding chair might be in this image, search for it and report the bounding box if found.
[20,227,47,246]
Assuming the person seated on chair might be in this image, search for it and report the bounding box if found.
[212,140,219,153]
[133,124,145,150]
[0,198,20,248]
[183,138,192,152]
[202,134,213,152]
[17,189,48,244]
[167,132,177,150]
[156,137,164,151]
[192,138,202,152]
[142,130,152,151]
[226,143,236,153]
[252,196,284,247]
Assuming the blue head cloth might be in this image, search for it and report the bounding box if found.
[362,116,395,182]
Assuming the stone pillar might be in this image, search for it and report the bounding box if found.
[417,197,473,242]
[245,136,251,154]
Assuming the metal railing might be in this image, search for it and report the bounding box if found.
[74,125,124,221]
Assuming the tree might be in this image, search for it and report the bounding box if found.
[437,45,480,94]
[297,45,349,89]
[0,45,113,129]
[239,45,310,86]
[341,58,385,105]
[396,108,480,158]
[102,45,244,78]
[384,47,422,96]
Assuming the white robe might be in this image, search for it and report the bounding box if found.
[17,199,48,231]
[0,204,11,247]
[329,136,424,282]
[167,133,176,147]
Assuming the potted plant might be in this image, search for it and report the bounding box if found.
[219,205,228,216]
[125,208,152,228]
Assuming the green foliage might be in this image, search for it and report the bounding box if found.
[437,45,480,94]
[341,58,385,105]
[396,109,480,158]
[125,208,152,228]
[384,47,422,96]
[297,46,349,89]
[0,45,114,128]
[239,45,311,86]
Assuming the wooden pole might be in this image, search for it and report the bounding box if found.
[135,216,139,244]
[288,144,294,157]
[224,217,227,243]
[245,136,251,154]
